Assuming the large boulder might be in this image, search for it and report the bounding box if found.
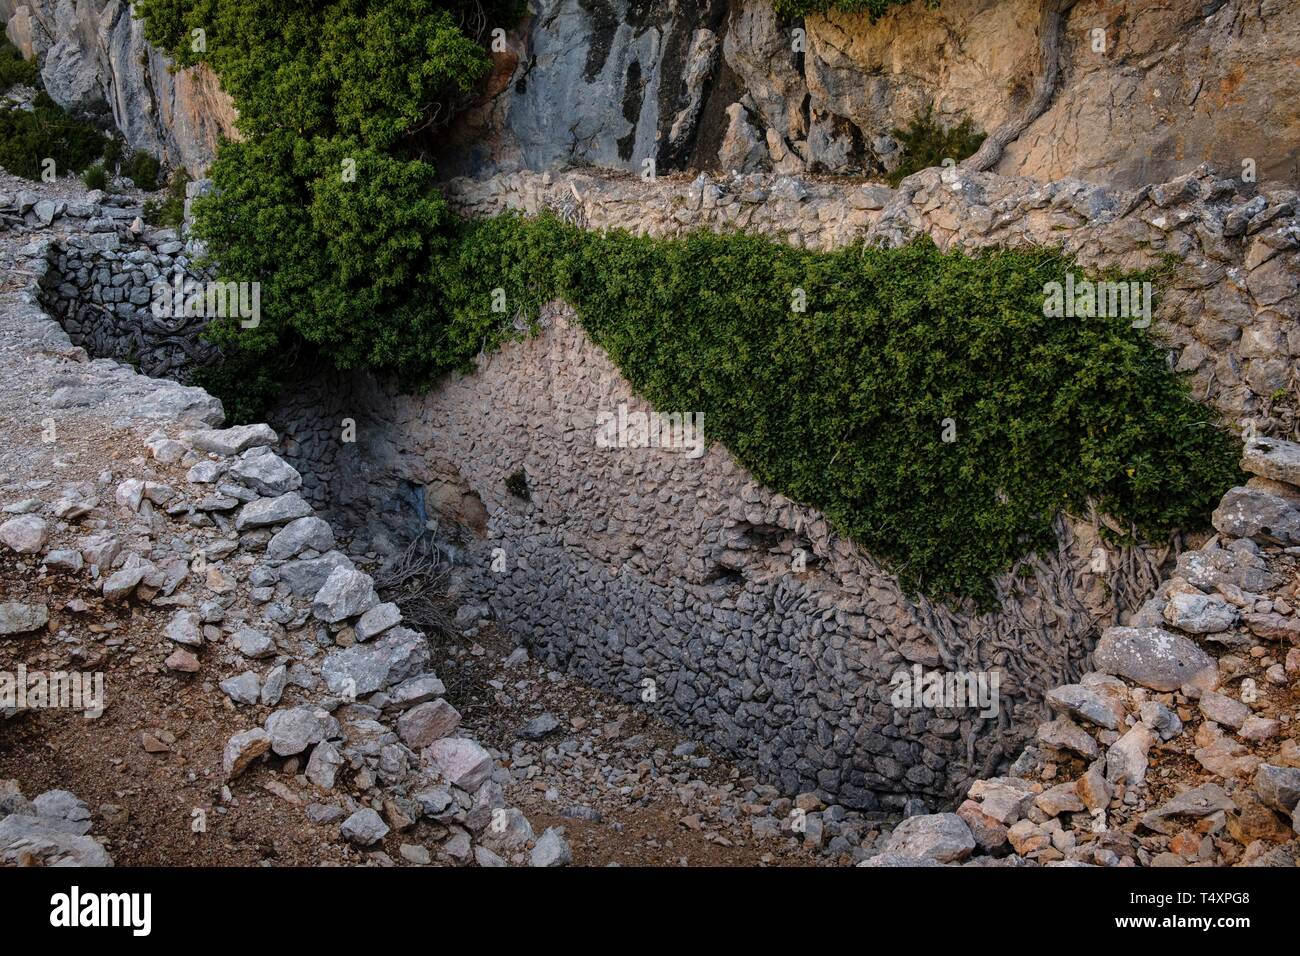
[881,812,975,864]
[1092,627,1217,692]
[321,627,430,697]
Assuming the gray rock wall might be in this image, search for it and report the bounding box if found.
[35,206,217,380]
[448,0,1300,189]
[2,0,236,175]
[266,162,1298,809]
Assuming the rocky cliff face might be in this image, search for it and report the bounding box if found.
[2,0,236,175]
[447,0,1299,189]
[10,0,1295,189]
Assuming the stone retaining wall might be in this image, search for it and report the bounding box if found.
[269,163,1298,809]
[34,200,217,381]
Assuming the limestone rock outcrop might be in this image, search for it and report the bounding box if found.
[2,0,236,174]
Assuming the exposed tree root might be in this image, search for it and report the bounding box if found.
[961,0,1079,173]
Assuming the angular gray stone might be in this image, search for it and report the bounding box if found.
[340,807,389,846]
[0,514,49,553]
[266,516,335,561]
[260,664,288,706]
[1036,716,1100,759]
[0,814,112,867]
[1093,626,1217,692]
[305,739,343,790]
[227,451,302,496]
[1253,765,1300,815]
[278,550,355,596]
[163,609,203,647]
[355,602,401,641]
[312,566,379,623]
[485,807,534,849]
[220,671,261,705]
[0,602,48,636]
[229,626,275,659]
[529,826,572,867]
[187,423,277,456]
[387,673,447,710]
[1105,725,1152,787]
[1163,591,1239,634]
[1241,437,1300,486]
[1140,783,1235,834]
[42,549,84,573]
[1212,486,1300,544]
[520,713,561,740]
[234,493,312,530]
[882,813,975,863]
[30,790,92,835]
[322,627,430,698]
[1045,684,1123,730]
[1176,546,1283,594]
[1198,689,1250,730]
[424,737,493,792]
[223,728,271,778]
[1139,700,1183,741]
[264,706,339,757]
[397,699,462,748]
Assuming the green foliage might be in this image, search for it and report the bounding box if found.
[505,469,530,501]
[773,0,930,19]
[0,36,39,89]
[552,226,1239,602]
[141,0,1238,604]
[887,103,985,185]
[198,206,1241,603]
[134,0,498,151]
[102,136,126,169]
[144,165,192,228]
[121,149,162,190]
[0,92,108,180]
[82,163,109,191]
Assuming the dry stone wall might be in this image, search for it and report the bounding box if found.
[447,163,1300,430]
[30,191,218,381]
[270,162,1298,810]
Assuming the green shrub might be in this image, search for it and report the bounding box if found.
[505,469,530,501]
[144,165,191,228]
[102,135,125,169]
[887,102,985,185]
[0,36,39,90]
[0,92,108,180]
[121,149,162,190]
[141,0,1239,604]
[81,163,108,190]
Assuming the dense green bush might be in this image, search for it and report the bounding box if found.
[0,92,108,180]
[121,149,162,190]
[199,204,1242,602]
[144,165,191,227]
[81,163,108,190]
[0,36,39,89]
[887,103,985,185]
[138,0,1240,604]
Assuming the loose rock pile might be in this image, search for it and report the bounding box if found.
[866,438,1300,867]
[1,198,566,866]
[0,782,112,866]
